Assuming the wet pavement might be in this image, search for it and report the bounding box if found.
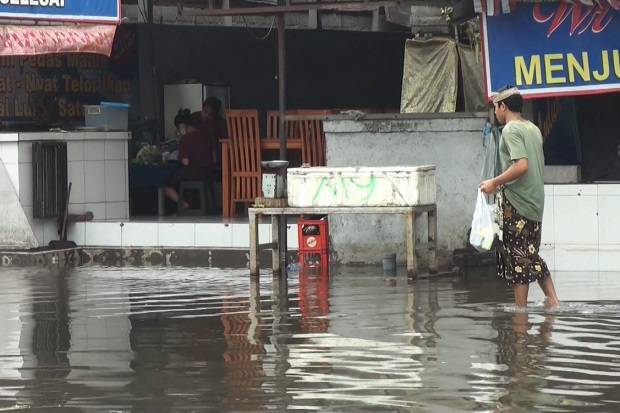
[1,266,620,412]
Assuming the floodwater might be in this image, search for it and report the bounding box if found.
[1,267,620,413]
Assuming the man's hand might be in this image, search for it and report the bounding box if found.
[479,158,528,194]
[181,158,189,166]
[480,178,498,194]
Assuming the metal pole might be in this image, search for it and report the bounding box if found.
[277,13,288,275]
[277,13,287,162]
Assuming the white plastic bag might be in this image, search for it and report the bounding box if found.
[469,189,497,251]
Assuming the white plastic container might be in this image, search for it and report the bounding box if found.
[84,102,130,131]
[287,166,436,207]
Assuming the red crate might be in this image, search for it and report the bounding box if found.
[298,219,329,253]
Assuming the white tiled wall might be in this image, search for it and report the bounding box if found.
[0,134,130,247]
[84,160,106,203]
[541,184,620,272]
[77,221,299,249]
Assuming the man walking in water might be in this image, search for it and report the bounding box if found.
[480,87,560,309]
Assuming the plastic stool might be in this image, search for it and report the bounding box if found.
[178,181,207,216]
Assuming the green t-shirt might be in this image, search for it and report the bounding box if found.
[499,120,545,222]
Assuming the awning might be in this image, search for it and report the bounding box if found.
[0,24,117,57]
[474,0,620,15]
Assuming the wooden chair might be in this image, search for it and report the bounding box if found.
[298,110,331,166]
[266,110,300,140]
[226,109,262,217]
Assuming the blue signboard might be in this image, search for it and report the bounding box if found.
[482,2,620,98]
[0,0,120,23]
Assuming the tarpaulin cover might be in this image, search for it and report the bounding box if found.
[0,24,117,56]
[400,38,458,113]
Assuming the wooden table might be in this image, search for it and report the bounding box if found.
[220,138,302,218]
[248,205,438,278]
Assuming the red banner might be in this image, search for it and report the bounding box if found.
[0,25,117,57]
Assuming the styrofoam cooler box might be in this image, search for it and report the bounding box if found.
[287,166,436,207]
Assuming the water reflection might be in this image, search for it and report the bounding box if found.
[1,266,620,412]
[489,312,558,412]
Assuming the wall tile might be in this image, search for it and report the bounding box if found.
[84,141,105,161]
[231,223,250,248]
[0,142,18,164]
[554,244,598,272]
[598,184,620,196]
[158,223,195,247]
[104,160,127,202]
[122,223,158,247]
[195,223,232,247]
[554,195,597,245]
[22,205,33,221]
[544,184,554,197]
[598,196,620,245]
[17,142,31,163]
[3,162,19,194]
[84,161,105,203]
[599,245,620,272]
[541,193,554,244]
[531,272,600,302]
[598,272,620,300]
[287,224,299,249]
[104,140,126,160]
[18,163,32,207]
[259,223,272,245]
[43,219,59,245]
[67,161,85,204]
[22,206,41,245]
[106,202,128,220]
[84,222,122,246]
[67,141,84,161]
[83,203,106,221]
[0,133,18,142]
[68,203,86,215]
[29,220,44,246]
[67,222,85,245]
[539,243,555,273]
[553,184,597,197]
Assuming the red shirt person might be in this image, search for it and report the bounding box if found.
[196,96,227,168]
[178,124,214,181]
[164,99,227,212]
[163,112,214,211]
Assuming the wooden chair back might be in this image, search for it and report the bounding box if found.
[225,109,262,215]
[267,110,300,140]
[298,110,331,166]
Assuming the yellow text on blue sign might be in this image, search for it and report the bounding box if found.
[514,50,620,86]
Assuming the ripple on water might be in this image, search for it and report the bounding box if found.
[0,268,619,412]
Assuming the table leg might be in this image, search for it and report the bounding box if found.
[272,215,281,276]
[222,141,231,218]
[428,207,438,273]
[406,209,418,278]
[249,210,259,276]
[157,187,165,217]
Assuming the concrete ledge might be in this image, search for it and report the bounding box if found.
[0,247,298,269]
[324,114,487,134]
[544,165,581,184]
[0,247,78,267]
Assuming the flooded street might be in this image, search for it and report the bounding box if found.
[1,266,620,412]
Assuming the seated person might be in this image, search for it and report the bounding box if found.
[197,96,228,169]
[161,108,190,163]
[164,112,216,211]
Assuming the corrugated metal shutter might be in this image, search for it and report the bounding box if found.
[32,141,67,219]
